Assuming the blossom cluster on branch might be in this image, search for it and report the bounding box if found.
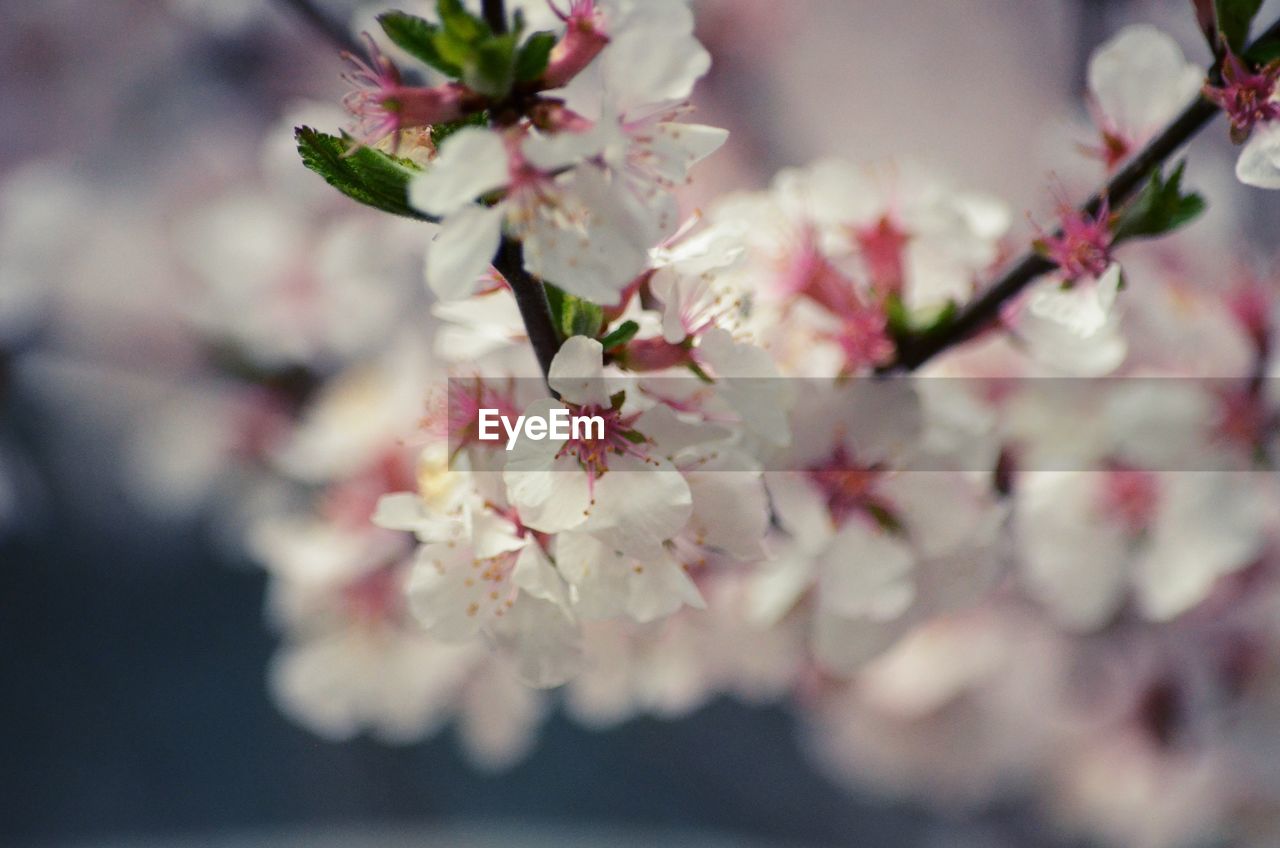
[223,1,1280,842]
[13,0,1276,844]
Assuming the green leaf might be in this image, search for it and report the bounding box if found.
[620,430,648,445]
[295,127,433,221]
[1112,160,1207,242]
[432,27,478,69]
[469,33,518,98]
[429,111,488,148]
[1215,0,1264,51]
[437,0,489,42]
[377,12,461,76]
[1246,38,1280,64]
[600,320,641,350]
[544,284,605,341]
[515,31,557,82]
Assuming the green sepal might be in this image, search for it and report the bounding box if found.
[295,127,433,221]
[600,320,641,350]
[515,31,557,82]
[1112,160,1207,242]
[1215,0,1264,52]
[885,294,957,340]
[545,284,605,341]
[471,33,519,98]
[1245,39,1280,65]
[686,360,715,384]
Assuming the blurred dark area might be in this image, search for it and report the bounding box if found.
[0,399,926,848]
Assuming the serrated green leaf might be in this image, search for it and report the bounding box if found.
[515,31,556,82]
[1113,160,1207,242]
[377,12,462,76]
[544,284,605,341]
[295,127,433,221]
[437,0,489,42]
[1215,0,1264,51]
[600,320,641,350]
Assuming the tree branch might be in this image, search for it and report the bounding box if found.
[494,237,562,387]
[482,0,508,34]
[885,15,1280,373]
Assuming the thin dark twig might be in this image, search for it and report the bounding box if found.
[482,0,508,34]
[495,238,562,389]
[481,0,563,387]
[276,0,362,55]
[886,15,1280,373]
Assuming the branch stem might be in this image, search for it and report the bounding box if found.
[482,0,508,34]
[886,15,1280,373]
[495,238,562,387]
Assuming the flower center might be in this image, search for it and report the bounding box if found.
[554,404,647,484]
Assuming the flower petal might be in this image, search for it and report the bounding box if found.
[408,127,509,217]
[425,204,504,300]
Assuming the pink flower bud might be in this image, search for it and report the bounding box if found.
[1203,52,1280,144]
[543,1,610,89]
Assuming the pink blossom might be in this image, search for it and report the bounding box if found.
[1203,52,1280,144]
[341,35,473,149]
[543,1,611,89]
[1036,199,1114,282]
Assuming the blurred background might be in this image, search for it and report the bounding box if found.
[2,1,1277,846]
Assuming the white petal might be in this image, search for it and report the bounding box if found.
[1088,25,1203,141]
[811,609,916,677]
[407,543,512,641]
[521,169,651,304]
[425,204,504,300]
[578,454,693,559]
[816,522,917,622]
[623,553,706,623]
[371,492,425,532]
[547,336,610,406]
[522,127,606,172]
[485,595,583,688]
[646,122,730,184]
[408,127,509,216]
[1015,471,1129,630]
[697,328,794,447]
[511,543,572,612]
[684,464,770,561]
[1237,124,1280,189]
[1134,473,1265,620]
[555,532,631,620]
[765,472,834,550]
[603,25,709,112]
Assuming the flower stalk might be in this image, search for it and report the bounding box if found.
[886,14,1280,372]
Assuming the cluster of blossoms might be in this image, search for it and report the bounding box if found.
[18,1,1280,845]
[229,5,1280,843]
